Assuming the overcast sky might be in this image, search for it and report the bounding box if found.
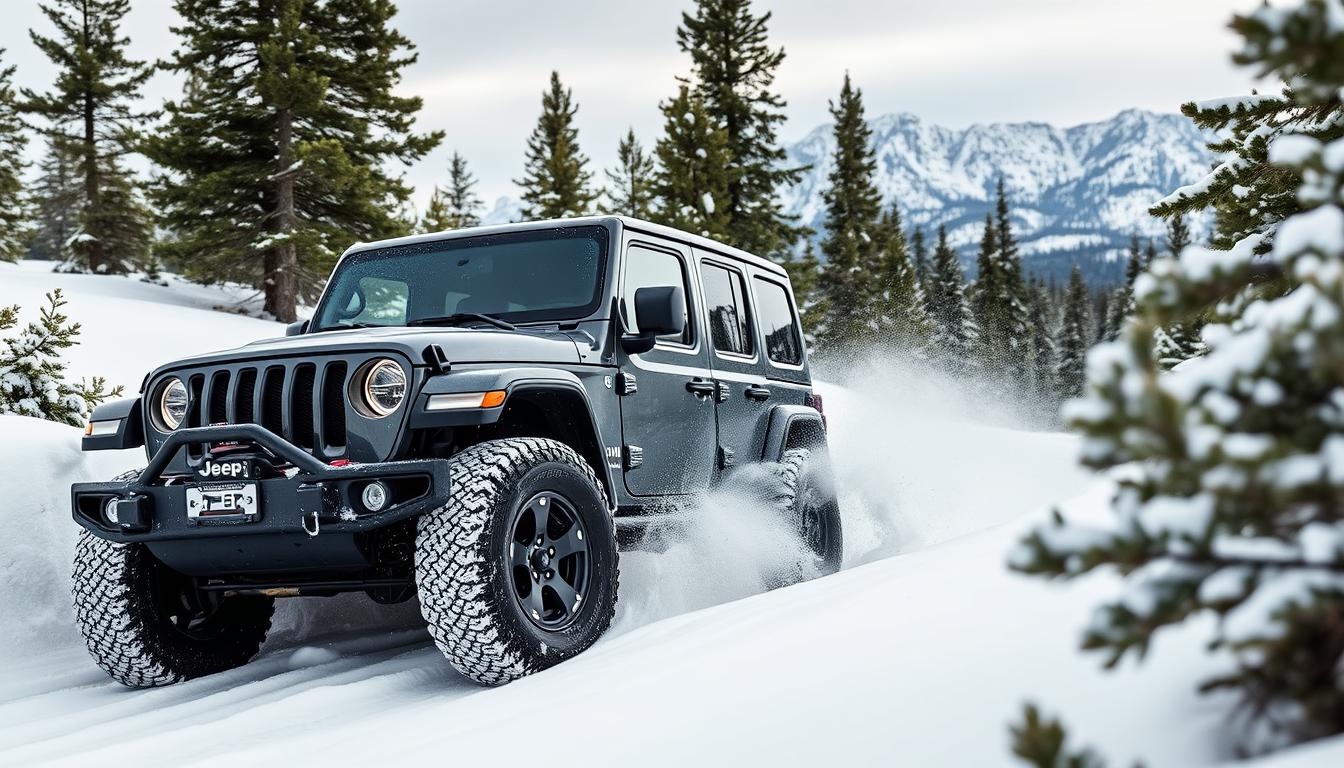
[4,0,1256,208]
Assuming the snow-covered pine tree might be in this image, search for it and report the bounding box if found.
[1167,213,1191,257]
[422,151,483,232]
[1025,279,1057,404]
[0,49,28,262]
[783,241,822,337]
[1013,0,1344,749]
[0,290,122,427]
[925,224,978,372]
[972,183,1030,382]
[1103,233,1144,341]
[875,207,934,355]
[1054,265,1091,399]
[146,0,440,322]
[604,128,656,219]
[653,85,731,239]
[816,74,884,351]
[26,137,81,262]
[21,0,152,274]
[911,226,930,287]
[517,71,596,221]
[676,0,805,258]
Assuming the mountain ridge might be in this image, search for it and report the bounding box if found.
[482,108,1216,284]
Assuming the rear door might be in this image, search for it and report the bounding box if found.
[748,271,813,412]
[617,240,717,497]
[696,252,773,471]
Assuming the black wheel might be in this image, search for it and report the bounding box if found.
[73,518,274,687]
[415,438,618,685]
[778,448,843,576]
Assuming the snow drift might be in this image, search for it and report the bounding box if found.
[1,261,1341,766]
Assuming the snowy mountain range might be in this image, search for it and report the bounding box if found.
[483,108,1217,284]
[783,108,1214,279]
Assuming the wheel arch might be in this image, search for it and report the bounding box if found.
[503,382,616,509]
[761,404,827,462]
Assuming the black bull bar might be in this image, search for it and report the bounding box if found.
[72,424,452,544]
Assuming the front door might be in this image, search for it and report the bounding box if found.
[617,240,717,497]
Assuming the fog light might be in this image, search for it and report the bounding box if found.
[104,498,120,525]
[361,482,389,512]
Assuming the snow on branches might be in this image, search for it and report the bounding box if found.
[0,290,122,427]
[1013,0,1344,751]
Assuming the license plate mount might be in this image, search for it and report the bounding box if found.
[186,481,260,522]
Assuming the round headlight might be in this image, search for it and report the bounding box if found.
[157,378,188,431]
[361,360,406,417]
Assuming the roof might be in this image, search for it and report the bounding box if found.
[338,215,789,278]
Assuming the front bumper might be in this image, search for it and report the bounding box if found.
[72,424,451,545]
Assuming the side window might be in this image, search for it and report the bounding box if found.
[701,262,754,356]
[753,277,803,366]
[622,244,692,345]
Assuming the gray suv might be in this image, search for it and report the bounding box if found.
[71,216,840,687]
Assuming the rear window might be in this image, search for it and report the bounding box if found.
[753,277,802,366]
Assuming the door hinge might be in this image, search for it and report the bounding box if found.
[715,381,730,403]
[624,445,644,470]
[617,372,638,396]
[718,445,735,469]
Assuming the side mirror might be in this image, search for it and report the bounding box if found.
[285,319,310,337]
[621,285,685,354]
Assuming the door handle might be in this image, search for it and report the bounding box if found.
[745,385,772,401]
[686,378,716,397]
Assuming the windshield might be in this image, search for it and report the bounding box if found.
[312,226,608,331]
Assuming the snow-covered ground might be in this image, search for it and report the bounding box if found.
[0,260,1339,766]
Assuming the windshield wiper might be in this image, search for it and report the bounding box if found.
[406,312,517,331]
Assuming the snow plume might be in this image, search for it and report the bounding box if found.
[814,354,1088,564]
[613,465,816,634]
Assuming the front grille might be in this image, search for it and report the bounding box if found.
[181,358,356,458]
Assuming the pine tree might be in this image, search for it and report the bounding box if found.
[875,207,934,353]
[0,290,122,426]
[421,151,482,232]
[816,74,883,350]
[676,0,805,258]
[516,71,595,221]
[604,128,656,219]
[782,241,821,335]
[0,49,28,262]
[910,225,929,286]
[972,184,1029,381]
[146,0,441,322]
[925,224,978,371]
[1103,233,1145,340]
[26,137,81,261]
[653,85,731,238]
[1013,0,1344,748]
[1025,279,1057,403]
[1054,265,1091,398]
[21,0,153,273]
[1167,213,1191,256]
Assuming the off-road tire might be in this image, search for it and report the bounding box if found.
[415,438,619,686]
[72,471,275,687]
[776,448,844,575]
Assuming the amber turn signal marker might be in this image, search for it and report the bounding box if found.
[480,390,506,408]
[84,422,93,436]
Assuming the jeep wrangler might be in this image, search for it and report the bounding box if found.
[70,216,840,687]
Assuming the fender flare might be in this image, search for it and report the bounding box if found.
[82,397,145,451]
[412,368,616,509]
[761,404,827,463]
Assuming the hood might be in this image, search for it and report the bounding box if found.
[145,325,583,385]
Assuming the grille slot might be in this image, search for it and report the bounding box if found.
[320,361,348,451]
[290,364,316,451]
[207,371,230,425]
[234,368,257,424]
[260,366,285,435]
